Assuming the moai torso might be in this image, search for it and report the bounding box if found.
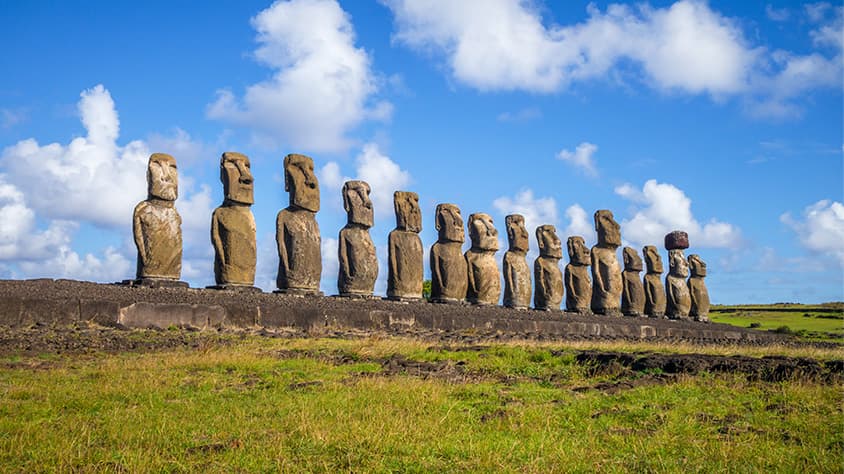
[212,205,256,286]
[688,254,710,322]
[465,213,500,305]
[502,214,530,309]
[212,152,256,287]
[387,191,423,300]
[643,245,666,318]
[534,225,563,311]
[590,210,622,316]
[564,236,591,313]
[430,204,467,303]
[133,153,182,281]
[665,248,691,319]
[337,180,377,296]
[276,154,322,294]
[621,247,646,317]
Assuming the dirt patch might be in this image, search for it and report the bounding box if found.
[575,350,844,383]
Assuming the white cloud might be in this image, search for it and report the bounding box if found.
[1,108,27,129]
[207,0,390,153]
[18,246,132,282]
[492,189,558,236]
[497,107,541,122]
[765,5,790,22]
[561,204,594,246]
[320,236,339,293]
[0,177,73,261]
[384,0,840,115]
[557,142,598,176]
[781,200,844,266]
[614,179,741,249]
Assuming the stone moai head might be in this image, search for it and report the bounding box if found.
[342,180,373,228]
[220,152,254,205]
[643,245,664,273]
[394,191,421,233]
[688,254,707,277]
[536,225,562,259]
[435,203,464,243]
[567,236,590,266]
[147,153,178,201]
[284,153,320,212]
[594,209,621,248]
[623,247,643,272]
[505,214,529,253]
[468,213,499,251]
[668,249,689,278]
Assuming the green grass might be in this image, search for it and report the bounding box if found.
[710,304,844,342]
[1,336,842,472]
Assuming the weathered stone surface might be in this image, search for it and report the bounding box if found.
[430,203,467,304]
[338,181,377,297]
[465,213,501,306]
[276,154,322,295]
[534,225,563,311]
[565,236,591,314]
[503,214,531,309]
[133,153,183,282]
[621,247,646,317]
[664,230,690,250]
[211,152,256,287]
[688,254,710,322]
[591,210,622,316]
[388,191,423,300]
[643,245,666,318]
[666,249,691,320]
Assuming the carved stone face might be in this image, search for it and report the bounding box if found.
[536,225,562,259]
[220,152,254,205]
[567,236,590,265]
[343,180,373,228]
[505,214,528,253]
[468,213,498,251]
[623,247,643,272]
[147,153,177,201]
[284,154,320,212]
[643,245,664,273]
[668,249,689,278]
[594,209,621,248]
[435,203,464,243]
[688,254,707,277]
[394,191,421,232]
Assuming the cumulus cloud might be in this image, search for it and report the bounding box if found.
[492,189,558,237]
[0,178,72,261]
[781,200,844,266]
[561,204,594,245]
[207,0,391,152]
[614,179,741,248]
[557,142,598,176]
[319,143,411,218]
[765,5,790,22]
[384,0,841,114]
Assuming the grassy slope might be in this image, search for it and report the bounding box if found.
[710,304,844,342]
[1,337,842,473]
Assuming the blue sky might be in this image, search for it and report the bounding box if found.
[0,0,841,304]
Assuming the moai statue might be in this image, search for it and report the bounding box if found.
[430,203,468,304]
[131,153,187,287]
[387,191,423,301]
[688,254,710,322]
[591,210,622,316]
[465,213,501,306]
[534,225,563,311]
[337,180,378,297]
[665,231,691,319]
[276,154,322,295]
[564,236,591,314]
[642,245,666,318]
[621,247,646,317]
[210,152,258,291]
[502,214,531,310]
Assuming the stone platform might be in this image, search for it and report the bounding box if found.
[0,279,786,344]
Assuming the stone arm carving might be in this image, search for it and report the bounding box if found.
[565,266,575,300]
[430,247,442,292]
[211,209,225,267]
[534,261,547,300]
[591,252,604,293]
[338,232,351,279]
[133,203,146,266]
[504,257,516,294]
[389,233,398,279]
[670,280,683,305]
[276,213,289,279]
[465,254,475,297]
[645,276,656,304]
[622,271,631,304]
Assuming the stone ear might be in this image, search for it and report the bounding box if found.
[342,185,351,213]
[435,205,443,231]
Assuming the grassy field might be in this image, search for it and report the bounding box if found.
[710,303,844,342]
[1,335,842,473]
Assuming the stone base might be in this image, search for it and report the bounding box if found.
[533,306,562,312]
[568,307,592,315]
[385,295,424,303]
[335,293,379,300]
[693,314,710,323]
[647,312,667,319]
[274,288,324,297]
[623,311,648,318]
[431,297,465,305]
[504,304,529,311]
[467,298,497,306]
[119,278,189,289]
[594,308,623,317]
[668,314,692,322]
[206,284,263,293]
